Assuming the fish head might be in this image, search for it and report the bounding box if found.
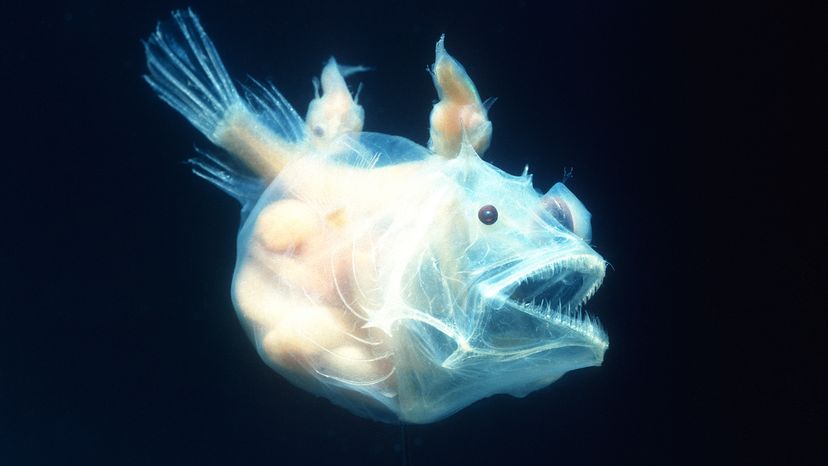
[385,144,608,415]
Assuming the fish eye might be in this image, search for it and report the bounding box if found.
[540,182,593,242]
[477,204,498,225]
[543,198,574,232]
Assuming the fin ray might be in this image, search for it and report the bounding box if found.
[188,148,263,204]
[144,8,241,139]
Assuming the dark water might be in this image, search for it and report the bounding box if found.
[2,1,823,465]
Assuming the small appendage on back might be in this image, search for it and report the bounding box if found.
[427,36,493,158]
[305,58,369,148]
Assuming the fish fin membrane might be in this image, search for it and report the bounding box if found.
[189,147,264,205]
[143,8,242,139]
[240,78,307,143]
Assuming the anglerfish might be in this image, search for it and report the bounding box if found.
[144,9,608,424]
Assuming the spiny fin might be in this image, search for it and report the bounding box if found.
[241,78,306,143]
[144,9,306,181]
[188,147,263,204]
[143,8,240,138]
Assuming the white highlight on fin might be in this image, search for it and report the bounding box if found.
[241,78,306,144]
[143,8,241,139]
[144,9,309,181]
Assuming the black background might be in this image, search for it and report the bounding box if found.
[1,1,823,465]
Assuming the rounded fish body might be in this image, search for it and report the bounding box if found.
[145,10,608,423]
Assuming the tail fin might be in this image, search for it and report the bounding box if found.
[144,9,307,184]
[144,8,240,139]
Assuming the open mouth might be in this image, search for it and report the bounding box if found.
[479,253,608,348]
[506,255,603,311]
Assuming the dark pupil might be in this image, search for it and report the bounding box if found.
[478,205,498,225]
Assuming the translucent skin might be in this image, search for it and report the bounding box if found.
[145,10,608,424]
